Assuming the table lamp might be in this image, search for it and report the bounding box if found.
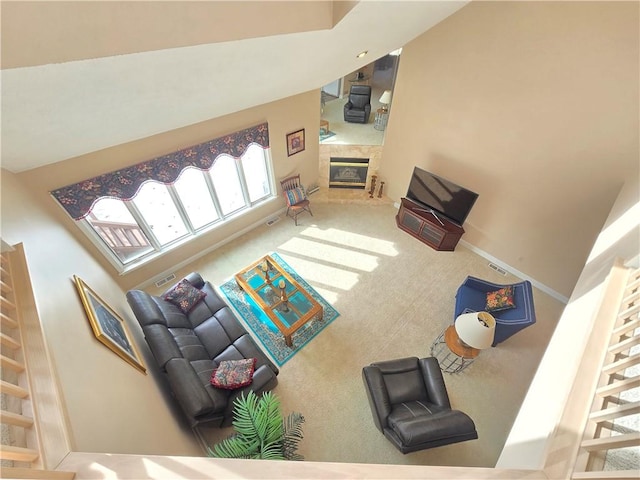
[379,90,392,112]
[454,311,496,349]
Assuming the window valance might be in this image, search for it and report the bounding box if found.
[51,122,269,220]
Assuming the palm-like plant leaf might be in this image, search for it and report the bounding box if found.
[208,433,260,459]
[208,391,303,461]
[282,412,305,461]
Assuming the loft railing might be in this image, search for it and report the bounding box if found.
[0,250,40,470]
[88,218,150,254]
[572,265,640,479]
[0,245,74,480]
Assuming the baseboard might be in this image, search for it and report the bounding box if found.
[137,205,569,305]
[459,239,569,304]
[137,206,288,290]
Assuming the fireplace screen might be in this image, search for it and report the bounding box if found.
[329,158,369,189]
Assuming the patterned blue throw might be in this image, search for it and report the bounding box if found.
[218,253,340,366]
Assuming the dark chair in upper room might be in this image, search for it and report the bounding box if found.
[343,85,372,124]
[454,276,536,346]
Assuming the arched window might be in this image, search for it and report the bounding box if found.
[210,155,246,216]
[52,123,273,270]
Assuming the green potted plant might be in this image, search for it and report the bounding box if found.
[208,391,305,460]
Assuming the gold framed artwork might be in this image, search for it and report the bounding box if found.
[286,128,305,156]
[73,276,146,374]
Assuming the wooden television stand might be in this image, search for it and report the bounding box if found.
[396,198,464,251]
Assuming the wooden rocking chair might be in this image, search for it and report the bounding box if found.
[280,174,313,226]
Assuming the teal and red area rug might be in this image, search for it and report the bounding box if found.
[218,253,339,366]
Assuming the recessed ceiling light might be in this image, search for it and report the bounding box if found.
[356,50,368,58]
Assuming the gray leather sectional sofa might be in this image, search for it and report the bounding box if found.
[126,272,279,428]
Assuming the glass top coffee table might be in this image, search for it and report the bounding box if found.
[235,255,323,348]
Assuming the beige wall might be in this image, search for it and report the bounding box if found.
[499,175,639,472]
[2,0,638,465]
[380,1,639,298]
[1,89,321,454]
[1,170,202,456]
[2,1,333,68]
[17,90,321,291]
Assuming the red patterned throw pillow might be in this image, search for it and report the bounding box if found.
[486,286,516,312]
[164,279,206,314]
[210,358,257,389]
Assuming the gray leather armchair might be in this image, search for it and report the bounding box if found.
[362,357,477,453]
[343,85,372,123]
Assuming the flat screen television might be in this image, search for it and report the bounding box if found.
[406,167,479,226]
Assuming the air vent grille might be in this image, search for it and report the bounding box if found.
[266,217,280,227]
[154,273,176,288]
[488,263,508,276]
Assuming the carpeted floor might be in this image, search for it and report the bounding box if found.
[171,198,565,468]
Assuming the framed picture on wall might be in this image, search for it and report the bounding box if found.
[286,128,305,156]
[73,275,146,374]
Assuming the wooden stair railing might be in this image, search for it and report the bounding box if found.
[572,265,640,480]
[0,246,75,479]
[0,251,40,468]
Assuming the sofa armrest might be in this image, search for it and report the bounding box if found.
[165,358,221,419]
[216,364,279,427]
[183,272,204,289]
[126,290,165,328]
[142,324,182,370]
[419,357,451,409]
[362,365,392,431]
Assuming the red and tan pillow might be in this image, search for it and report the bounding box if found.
[210,358,257,389]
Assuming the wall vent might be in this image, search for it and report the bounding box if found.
[266,217,280,227]
[154,273,176,288]
[488,263,508,276]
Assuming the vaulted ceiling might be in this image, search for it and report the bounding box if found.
[1,1,467,173]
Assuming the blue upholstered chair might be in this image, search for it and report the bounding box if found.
[454,276,536,346]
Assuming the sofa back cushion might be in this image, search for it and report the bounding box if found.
[193,316,235,360]
[127,275,254,367]
[186,281,230,328]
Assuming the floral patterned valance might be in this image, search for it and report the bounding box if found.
[51,122,269,220]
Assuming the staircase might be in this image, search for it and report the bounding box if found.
[0,247,75,479]
[573,266,640,479]
[0,251,39,469]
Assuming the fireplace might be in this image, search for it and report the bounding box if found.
[329,158,369,189]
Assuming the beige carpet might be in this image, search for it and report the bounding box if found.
[168,197,564,468]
